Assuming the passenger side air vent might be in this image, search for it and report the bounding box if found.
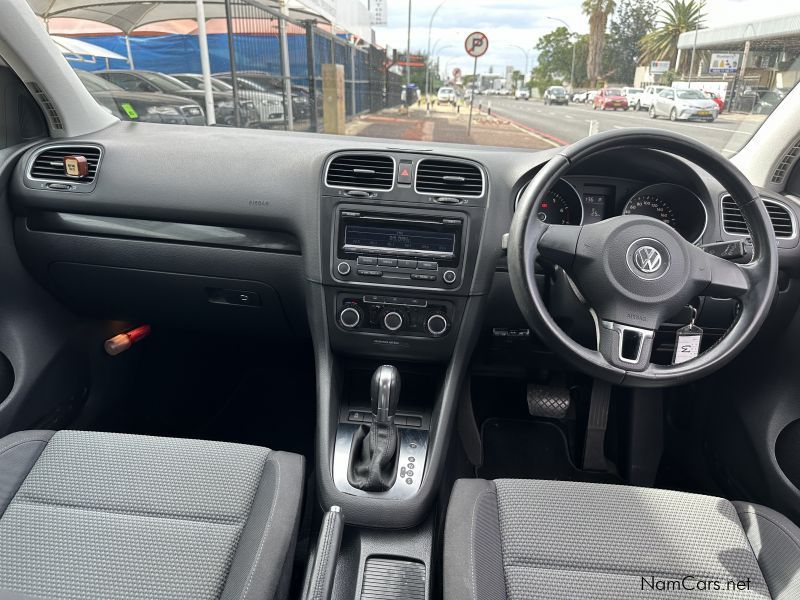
[29,145,101,183]
[326,154,395,191]
[27,82,63,131]
[721,195,795,238]
[771,139,800,185]
[415,159,484,197]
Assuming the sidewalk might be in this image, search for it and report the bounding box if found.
[345,101,559,150]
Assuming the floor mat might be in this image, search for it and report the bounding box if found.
[477,418,622,484]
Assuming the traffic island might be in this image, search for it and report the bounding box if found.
[346,102,560,149]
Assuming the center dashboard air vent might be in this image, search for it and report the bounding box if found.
[722,195,795,238]
[415,159,484,197]
[326,154,395,191]
[29,145,101,184]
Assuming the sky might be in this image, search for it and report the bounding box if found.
[370,0,799,79]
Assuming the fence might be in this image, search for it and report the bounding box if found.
[219,0,404,131]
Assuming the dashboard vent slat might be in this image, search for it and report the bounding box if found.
[29,145,101,183]
[415,159,484,197]
[722,195,795,238]
[326,154,394,191]
[771,139,800,185]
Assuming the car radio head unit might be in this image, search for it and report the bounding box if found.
[334,209,464,289]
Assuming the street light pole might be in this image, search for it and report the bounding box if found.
[547,16,576,92]
[508,45,533,85]
[406,0,412,108]
[425,1,447,114]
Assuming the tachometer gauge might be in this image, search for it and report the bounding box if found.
[537,190,571,225]
[623,195,678,229]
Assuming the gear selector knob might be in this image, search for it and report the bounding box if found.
[371,365,401,425]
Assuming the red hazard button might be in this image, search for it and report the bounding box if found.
[397,161,413,185]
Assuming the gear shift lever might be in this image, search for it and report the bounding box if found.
[348,365,402,492]
[371,365,400,425]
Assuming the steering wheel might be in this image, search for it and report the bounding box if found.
[508,128,778,387]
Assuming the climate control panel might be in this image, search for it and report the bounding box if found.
[336,294,451,338]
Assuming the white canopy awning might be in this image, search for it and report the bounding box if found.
[51,34,128,59]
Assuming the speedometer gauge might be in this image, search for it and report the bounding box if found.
[537,190,571,225]
[623,195,678,229]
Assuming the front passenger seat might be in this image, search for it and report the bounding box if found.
[0,430,304,600]
[445,479,800,599]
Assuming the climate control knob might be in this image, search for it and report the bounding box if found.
[338,305,363,329]
[382,311,404,332]
[425,313,450,337]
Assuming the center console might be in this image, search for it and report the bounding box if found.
[314,150,488,538]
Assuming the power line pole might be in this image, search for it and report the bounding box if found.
[406,0,412,108]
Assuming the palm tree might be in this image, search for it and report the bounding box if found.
[640,0,706,73]
[582,0,617,86]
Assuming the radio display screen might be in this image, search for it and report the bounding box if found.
[344,225,456,255]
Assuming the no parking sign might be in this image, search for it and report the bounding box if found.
[465,31,489,134]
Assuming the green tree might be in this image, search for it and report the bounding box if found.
[605,0,659,83]
[582,0,617,86]
[534,27,590,89]
[640,0,706,74]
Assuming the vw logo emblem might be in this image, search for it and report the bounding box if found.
[633,246,662,274]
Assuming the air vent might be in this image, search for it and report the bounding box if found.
[722,195,795,238]
[29,145,101,183]
[771,140,800,185]
[27,82,63,130]
[326,154,394,191]
[416,159,484,197]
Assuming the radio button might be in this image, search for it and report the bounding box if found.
[357,256,377,265]
[357,269,383,277]
[443,270,457,284]
[378,258,398,267]
[337,262,351,276]
[411,273,436,282]
[398,161,413,184]
[398,259,418,269]
[418,261,438,271]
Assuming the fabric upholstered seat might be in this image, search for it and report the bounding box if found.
[445,478,800,600]
[0,430,304,600]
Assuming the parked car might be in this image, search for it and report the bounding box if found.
[216,71,313,120]
[703,90,725,112]
[741,89,786,115]
[593,88,628,110]
[649,88,719,121]
[436,87,456,105]
[621,86,644,107]
[173,73,283,127]
[586,89,599,103]
[543,86,569,105]
[95,70,256,127]
[74,69,206,126]
[636,85,670,111]
[514,88,530,100]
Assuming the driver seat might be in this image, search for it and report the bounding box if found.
[444,479,800,599]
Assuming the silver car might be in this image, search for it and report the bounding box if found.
[650,88,720,122]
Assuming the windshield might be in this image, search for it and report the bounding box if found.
[676,90,707,100]
[47,0,797,156]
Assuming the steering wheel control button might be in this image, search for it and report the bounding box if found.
[442,270,457,284]
[426,314,450,337]
[383,311,403,332]
[339,306,362,329]
[625,238,671,280]
[337,262,351,276]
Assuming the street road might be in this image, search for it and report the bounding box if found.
[486,97,766,156]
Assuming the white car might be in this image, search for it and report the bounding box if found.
[621,87,644,107]
[637,85,670,111]
[514,88,530,100]
[649,88,720,121]
[436,87,456,105]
